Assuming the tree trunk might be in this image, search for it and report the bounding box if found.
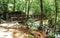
[55,0,58,34]
[39,0,43,30]
[2,0,8,20]
[27,0,30,19]
[25,0,27,14]
[13,0,15,12]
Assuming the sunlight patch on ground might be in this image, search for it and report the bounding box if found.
[0,22,29,38]
[0,22,19,27]
[0,32,13,38]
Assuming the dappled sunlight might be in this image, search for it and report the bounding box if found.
[0,32,13,38]
[0,22,48,38]
[0,22,19,27]
[0,0,60,38]
[0,22,29,38]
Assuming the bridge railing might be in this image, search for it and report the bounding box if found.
[9,14,40,21]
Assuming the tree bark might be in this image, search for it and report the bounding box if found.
[55,0,58,34]
[39,0,43,30]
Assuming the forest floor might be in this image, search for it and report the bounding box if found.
[0,22,48,38]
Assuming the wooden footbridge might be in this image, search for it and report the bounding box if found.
[9,11,49,22]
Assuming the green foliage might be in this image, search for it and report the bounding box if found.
[49,33,55,38]
[0,0,8,13]
[56,20,60,32]
[27,18,40,30]
[43,0,55,15]
[0,0,60,37]
[28,35,34,38]
[0,0,59,15]
[30,0,40,15]
[48,19,53,25]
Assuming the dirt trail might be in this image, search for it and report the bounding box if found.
[0,22,48,38]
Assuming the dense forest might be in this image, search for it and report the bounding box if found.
[0,0,60,38]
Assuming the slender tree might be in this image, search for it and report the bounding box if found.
[2,0,9,20]
[27,0,30,18]
[25,0,27,14]
[39,0,43,30]
[25,0,28,16]
[55,0,58,34]
[6,0,9,20]
[13,0,15,12]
